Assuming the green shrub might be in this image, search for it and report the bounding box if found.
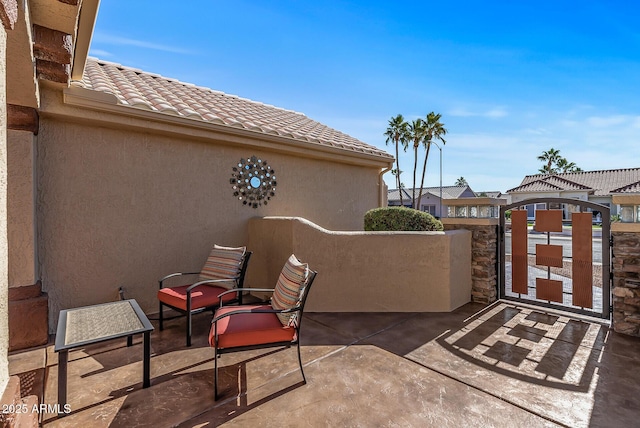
[364,207,443,231]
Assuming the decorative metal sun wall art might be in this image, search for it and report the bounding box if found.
[230,156,277,208]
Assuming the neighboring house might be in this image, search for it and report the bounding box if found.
[475,191,503,198]
[507,168,640,219]
[1,0,395,350]
[388,185,477,217]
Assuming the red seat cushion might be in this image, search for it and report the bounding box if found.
[158,284,238,311]
[210,304,295,349]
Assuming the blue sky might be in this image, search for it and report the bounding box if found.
[89,1,640,193]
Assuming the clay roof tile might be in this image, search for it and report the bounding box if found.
[77,58,392,161]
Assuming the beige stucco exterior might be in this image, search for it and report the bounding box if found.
[0,24,10,392]
[247,217,472,312]
[36,85,391,328]
[7,129,36,287]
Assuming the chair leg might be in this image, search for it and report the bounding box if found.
[159,302,164,330]
[297,342,306,384]
[186,311,192,347]
[214,347,219,400]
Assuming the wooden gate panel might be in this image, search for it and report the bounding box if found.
[536,278,564,303]
[536,244,563,268]
[534,210,563,232]
[572,212,593,308]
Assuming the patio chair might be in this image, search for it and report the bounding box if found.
[209,254,317,400]
[158,245,252,346]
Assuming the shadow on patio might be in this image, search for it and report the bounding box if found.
[8,301,640,427]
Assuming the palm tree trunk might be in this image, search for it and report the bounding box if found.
[395,138,403,206]
[412,145,418,209]
[417,142,432,211]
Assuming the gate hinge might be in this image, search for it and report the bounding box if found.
[610,236,614,247]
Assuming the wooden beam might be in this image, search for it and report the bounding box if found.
[7,104,39,135]
[33,24,72,65]
[36,59,70,84]
[0,0,18,30]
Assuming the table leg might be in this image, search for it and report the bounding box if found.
[143,331,151,388]
[58,350,68,415]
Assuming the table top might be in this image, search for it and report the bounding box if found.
[55,299,154,352]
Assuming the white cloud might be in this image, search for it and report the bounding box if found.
[586,115,631,127]
[485,108,508,118]
[448,106,508,119]
[88,49,113,58]
[92,33,195,55]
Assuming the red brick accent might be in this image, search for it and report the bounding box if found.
[35,59,71,84]
[33,24,72,64]
[0,0,18,30]
[7,104,39,135]
[9,283,49,351]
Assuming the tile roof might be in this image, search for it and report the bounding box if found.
[612,180,640,193]
[73,58,393,161]
[387,188,412,202]
[475,191,503,198]
[507,168,640,195]
[388,185,473,201]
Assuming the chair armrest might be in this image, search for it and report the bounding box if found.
[159,272,199,288]
[185,277,241,292]
[211,305,301,324]
[217,288,275,299]
[217,288,275,308]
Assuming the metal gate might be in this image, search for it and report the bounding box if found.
[499,197,611,319]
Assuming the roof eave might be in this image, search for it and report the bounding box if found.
[56,86,394,169]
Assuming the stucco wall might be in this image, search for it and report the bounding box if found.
[7,129,35,287]
[247,217,472,312]
[0,26,10,392]
[36,91,386,329]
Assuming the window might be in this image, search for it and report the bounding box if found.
[421,205,436,216]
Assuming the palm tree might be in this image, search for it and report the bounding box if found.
[556,157,582,173]
[455,177,468,186]
[537,148,561,174]
[408,118,426,208]
[384,115,409,206]
[417,112,447,209]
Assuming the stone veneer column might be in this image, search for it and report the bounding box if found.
[442,219,499,304]
[611,195,640,337]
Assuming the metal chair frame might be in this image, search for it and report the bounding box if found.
[158,251,252,346]
[211,270,317,400]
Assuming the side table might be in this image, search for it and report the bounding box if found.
[54,299,154,414]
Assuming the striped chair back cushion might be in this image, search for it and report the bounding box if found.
[272,254,309,326]
[198,245,247,290]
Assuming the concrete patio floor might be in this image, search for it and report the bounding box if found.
[8,300,640,427]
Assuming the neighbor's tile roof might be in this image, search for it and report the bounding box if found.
[475,191,502,198]
[74,58,393,160]
[387,188,412,202]
[508,168,640,195]
[387,185,472,201]
[612,180,640,193]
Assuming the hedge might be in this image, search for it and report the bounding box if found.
[364,207,444,232]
